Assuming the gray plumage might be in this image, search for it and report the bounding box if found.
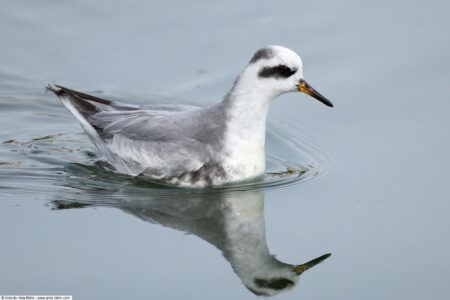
[249,47,275,64]
[47,85,230,185]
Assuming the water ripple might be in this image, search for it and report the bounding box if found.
[1,122,333,201]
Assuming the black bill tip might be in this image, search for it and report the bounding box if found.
[298,79,333,107]
[295,253,332,274]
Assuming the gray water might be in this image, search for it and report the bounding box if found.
[1,0,450,299]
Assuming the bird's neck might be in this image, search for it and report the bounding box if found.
[221,79,276,145]
[214,76,279,179]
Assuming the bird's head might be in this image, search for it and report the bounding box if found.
[240,45,333,107]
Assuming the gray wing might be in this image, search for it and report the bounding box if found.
[90,108,201,140]
[48,85,226,179]
[89,107,227,179]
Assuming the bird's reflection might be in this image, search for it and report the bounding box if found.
[53,178,330,296]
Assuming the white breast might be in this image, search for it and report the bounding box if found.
[223,140,266,181]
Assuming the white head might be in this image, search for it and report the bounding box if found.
[237,253,332,296]
[235,45,333,107]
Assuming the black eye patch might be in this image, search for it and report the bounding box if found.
[258,65,296,79]
[254,277,295,290]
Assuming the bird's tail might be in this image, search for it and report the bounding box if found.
[46,84,107,152]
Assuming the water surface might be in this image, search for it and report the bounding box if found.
[1,0,449,299]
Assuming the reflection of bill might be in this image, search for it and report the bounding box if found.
[53,188,330,296]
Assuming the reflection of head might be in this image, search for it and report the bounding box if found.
[53,187,329,296]
[242,262,299,296]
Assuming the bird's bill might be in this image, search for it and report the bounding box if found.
[294,253,331,275]
[297,79,333,107]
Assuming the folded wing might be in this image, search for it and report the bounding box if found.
[47,85,221,180]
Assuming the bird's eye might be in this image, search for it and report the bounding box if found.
[278,65,292,76]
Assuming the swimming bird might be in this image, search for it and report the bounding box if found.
[47,45,333,187]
